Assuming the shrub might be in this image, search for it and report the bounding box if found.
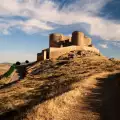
[25,60,29,64]
[16,61,21,65]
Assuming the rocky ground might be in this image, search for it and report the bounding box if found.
[0,50,120,120]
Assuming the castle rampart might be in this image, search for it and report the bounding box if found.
[37,31,99,61]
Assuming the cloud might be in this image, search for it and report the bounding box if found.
[0,0,120,42]
[111,41,120,48]
[99,43,108,48]
[2,29,10,35]
[20,19,54,34]
[0,17,54,34]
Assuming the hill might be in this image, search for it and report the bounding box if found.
[0,50,120,120]
[0,64,10,75]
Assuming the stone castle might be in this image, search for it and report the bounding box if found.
[37,31,100,61]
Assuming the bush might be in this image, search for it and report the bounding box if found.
[16,61,21,65]
[25,60,29,64]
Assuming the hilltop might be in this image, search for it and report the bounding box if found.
[0,50,120,120]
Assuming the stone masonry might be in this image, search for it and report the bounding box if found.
[37,31,100,61]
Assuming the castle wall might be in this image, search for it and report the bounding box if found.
[37,46,100,61]
[49,46,81,60]
[84,37,92,46]
[61,36,71,42]
[49,31,93,48]
[49,46,100,60]
[49,33,71,48]
[37,48,50,61]
[43,50,47,60]
[37,53,43,61]
[37,31,100,61]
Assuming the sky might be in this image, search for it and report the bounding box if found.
[0,0,120,63]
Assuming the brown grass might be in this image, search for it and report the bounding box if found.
[0,53,120,120]
[0,64,10,75]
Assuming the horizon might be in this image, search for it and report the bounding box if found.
[0,0,120,63]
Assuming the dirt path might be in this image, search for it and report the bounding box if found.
[25,71,120,120]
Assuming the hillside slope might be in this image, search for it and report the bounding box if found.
[0,64,10,75]
[0,50,120,120]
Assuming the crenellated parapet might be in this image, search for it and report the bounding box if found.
[49,31,92,48]
[49,33,71,47]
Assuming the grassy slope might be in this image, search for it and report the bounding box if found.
[0,64,10,75]
[0,52,120,120]
[0,64,11,86]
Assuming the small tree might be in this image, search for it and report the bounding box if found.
[16,61,21,65]
[25,60,29,64]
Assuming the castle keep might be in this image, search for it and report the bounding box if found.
[37,31,100,61]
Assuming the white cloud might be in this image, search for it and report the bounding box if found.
[111,41,120,48]
[0,0,120,41]
[2,29,10,35]
[21,19,54,34]
[24,19,53,30]
[99,44,108,48]
[0,17,53,34]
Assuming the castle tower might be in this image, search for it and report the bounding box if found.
[49,33,62,48]
[72,31,84,46]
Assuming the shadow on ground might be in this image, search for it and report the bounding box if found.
[0,80,20,90]
[0,66,26,90]
[83,72,120,120]
[0,62,37,90]
[0,74,79,120]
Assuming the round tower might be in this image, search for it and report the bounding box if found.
[49,33,62,47]
[72,31,84,46]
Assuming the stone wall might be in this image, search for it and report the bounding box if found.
[37,48,50,61]
[37,31,100,61]
[49,46,100,60]
[49,31,92,48]
[37,53,43,61]
[84,37,92,46]
[49,33,71,48]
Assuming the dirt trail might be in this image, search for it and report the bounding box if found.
[25,71,120,120]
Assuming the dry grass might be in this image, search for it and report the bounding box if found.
[0,52,120,120]
[0,64,10,75]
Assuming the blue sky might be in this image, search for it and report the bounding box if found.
[0,0,120,63]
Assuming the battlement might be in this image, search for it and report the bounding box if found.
[49,31,92,48]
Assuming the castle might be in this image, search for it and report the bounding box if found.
[37,31,100,61]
